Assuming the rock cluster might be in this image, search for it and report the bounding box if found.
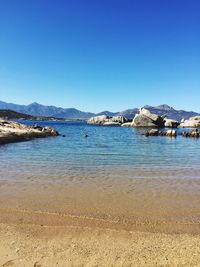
[179,116,200,128]
[0,120,59,145]
[87,115,129,126]
[131,108,180,128]
[88,107,200,129]
[145,128,200,138]
[182,129,200,137]
[32,123,59,136]
[145,129,177,137]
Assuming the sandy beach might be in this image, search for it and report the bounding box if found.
[1,121,200,266]
[0,176,200,267]
[1,222,200,267]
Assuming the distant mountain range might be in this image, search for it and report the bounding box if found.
[0,101,199,121]
[0,109,65,121]
[0,101,95,119]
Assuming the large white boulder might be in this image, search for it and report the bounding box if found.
[87,115,128,126]
[131,108,164,127]
[139,108,160,122]
[87,115,111,125]
[179,116,200,128]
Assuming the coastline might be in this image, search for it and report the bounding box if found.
[0,120,59,146]
[1,120,200,266]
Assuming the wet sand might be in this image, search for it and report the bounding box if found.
[1,176,200,232]
[0,173,200,266]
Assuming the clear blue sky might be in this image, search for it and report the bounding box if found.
[0,0,200,112]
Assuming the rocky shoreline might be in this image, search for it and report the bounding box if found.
[88,106,200,129]
[0,120,59,145]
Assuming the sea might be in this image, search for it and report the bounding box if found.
[0,120,199,182]
[0,120,200,231]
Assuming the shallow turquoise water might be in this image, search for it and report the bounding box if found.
[0,121,200,182]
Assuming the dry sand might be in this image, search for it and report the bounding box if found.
[0,177,200,266]
[1,222,200,267]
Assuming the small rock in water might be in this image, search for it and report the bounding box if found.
[145,129,159,136]
[189,129,199,137]
[182,129,199,138]
[166,129,177,137]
